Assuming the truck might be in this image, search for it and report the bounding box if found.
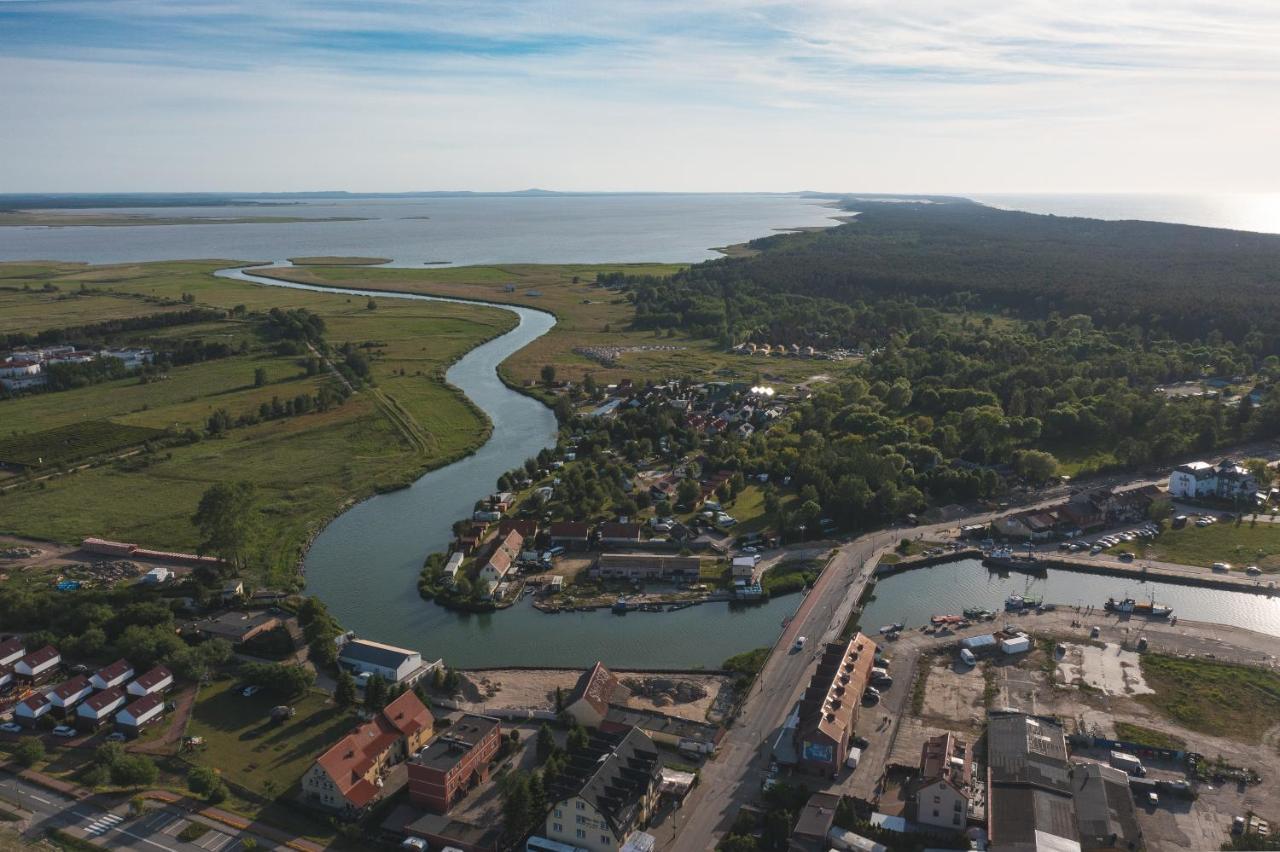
[1110,751,1146,777]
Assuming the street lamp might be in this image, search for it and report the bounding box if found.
[798,525,806,544]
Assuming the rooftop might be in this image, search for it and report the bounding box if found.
[412,714,500,772]
[338,638,421,669]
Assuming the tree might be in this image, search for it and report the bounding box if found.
[676,478,702,509]
[1015,449,1059,484]
[364,673,388,711]
[536,723,556,760]
[253,367,267,387]
[540,364,557,386]
[499,771,533,839]
[366,297,377,311]
[335,670,357,709]
[111,755,158,788]
[1147,497,1173,526]
[15,738,44,767]
[567,723,589,752]
[1243,457,1273,487]
[191,481,261,571]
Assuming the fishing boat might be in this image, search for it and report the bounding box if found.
[963,607,995,619]
[931,614,965,625]
[1104,595,1172,618]
[612,597,630,614]
[1005,593,1044,610]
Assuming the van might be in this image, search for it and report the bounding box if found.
[1110,751,1146,777]
[793,636,807,652]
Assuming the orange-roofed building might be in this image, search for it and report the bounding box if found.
[303,691,434,815]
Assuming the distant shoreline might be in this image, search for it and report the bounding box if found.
[0,210,369,228]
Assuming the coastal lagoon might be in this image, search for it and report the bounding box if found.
[0,194,839,266]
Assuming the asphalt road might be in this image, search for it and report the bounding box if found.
[0,769,268,851]
[664,528,898,851]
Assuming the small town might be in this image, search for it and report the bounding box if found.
[4,8,1280,850]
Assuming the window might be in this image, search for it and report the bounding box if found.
[577,816,586,825]
[554,809,562,818]
[602,836,610,845]
[553,823,562,833]
[933,810,939,818]
[576,829,586,839]
[954,815,962,826]
[955,800,963,811]
[576,801,585,810]
[933,796,941,804]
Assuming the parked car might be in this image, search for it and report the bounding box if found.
[792,636,806,652]
[1212,562,1231,573]
[106,731,127,742]
[241,685,262,698]
[0,722,22,734]
[851,735,870,749]
[52,725,78,738]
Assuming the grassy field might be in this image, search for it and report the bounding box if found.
[286,256,391,266]
[1113,722,1187,751]
[1139,653,1280,742]
[1141,520,1280,571]
[252,264,856,392]
[0,287,193,336]
[0,421,164,467]
[184,678,354,799]
[0,260,514,584]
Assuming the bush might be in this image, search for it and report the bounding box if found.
[14,738,44,767]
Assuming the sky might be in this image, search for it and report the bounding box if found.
[2,0,1279,193]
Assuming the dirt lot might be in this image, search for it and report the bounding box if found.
[458,667,734,723]
[0,532,193,587]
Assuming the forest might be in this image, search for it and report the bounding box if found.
[618,199,1280,353]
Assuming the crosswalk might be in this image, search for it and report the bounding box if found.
[84,812,126,836]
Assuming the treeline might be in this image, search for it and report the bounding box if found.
[618,200,1280,352]
[0,307,226,350]
[205,384,352,435]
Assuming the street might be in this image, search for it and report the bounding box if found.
[1,769,276,851]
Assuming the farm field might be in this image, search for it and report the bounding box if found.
[251,263,856,393]
[0,420,164,467]
[0,260,515,585]
[0,286,193,336]
[1141,519,1280,571]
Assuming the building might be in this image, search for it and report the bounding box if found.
[192,611,280,644]
[48,675,94,716]
[794,634,877,777]
[478,529,523,592]
[914,732,977,831]
[601,706,722,755]
[222,579,246,601]
[81,537,139,557]
[595,553,701,580]
[544,727,662,852]
[791,792,841,850]
[0,666,13,694]
[15,645,61,683]
[116,694,165,736]
[731,556,761,581]
[90,658,135,691]
[598,522,642,546]
[565,661,629,728]
[304,691,434,815]
[1168,459,1257,501]
[986,712,1080,852]
[78,686,128,729]
[442,552,464,584]
[338,638,436,685]
[0,638,24,667]
[15,693,51,726]
[407,714,503,813]
[128,665,174,697]
[549,521,591,551]
[1071,762,1143,852]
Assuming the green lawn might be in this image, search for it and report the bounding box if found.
[0,261,514,586]
[1142,520,1280,571]
[185,678,354,798]
[1139,654,1280,742]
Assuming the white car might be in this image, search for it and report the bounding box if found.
[793,636,807,652]
[52,725,78,738]
[241,685,263,698]
[0,722,22,734]
[1212,562,1231,572]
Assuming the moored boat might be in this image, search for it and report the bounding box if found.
[1104,595,1172,618]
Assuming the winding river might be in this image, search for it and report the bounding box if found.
[219,266,1280,669]
[218,266,804,668]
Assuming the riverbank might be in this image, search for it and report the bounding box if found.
[0,260,515,587]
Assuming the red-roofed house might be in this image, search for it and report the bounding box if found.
[49,675,94,716]
[77,686,127,729]
[0,638,23,667]
[303,691,434,816]
[548,521,590,552]
[15,693,51,726]
[564,661,631,729]
[15,645,60,684]
[115,694,165,736]
[598,522,642,546]
[90,658,135,691]
[478,529,523,593]
[127,665,174,697]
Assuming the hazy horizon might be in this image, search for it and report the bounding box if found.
[4,2,1279,194]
